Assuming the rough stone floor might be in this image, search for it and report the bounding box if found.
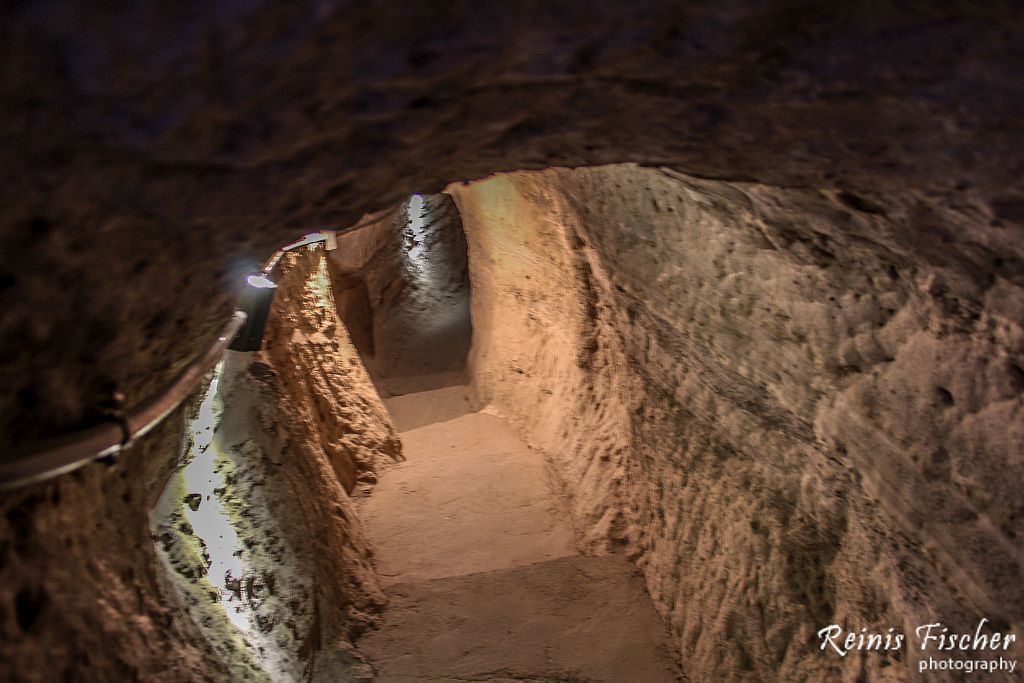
[358,384,680,682]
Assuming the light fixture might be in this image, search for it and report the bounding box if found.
[229,273,279,352]
[246,274,276,288]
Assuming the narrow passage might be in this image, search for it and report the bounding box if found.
[357,379,680,682]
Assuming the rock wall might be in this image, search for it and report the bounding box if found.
[155,244,402,681]
[151,365,287,683]
[328,194,471,387]
[449,164,1024,681]
[3,1,1021,450]
[0,246,401,681]
[1,2,1022,681]
[326,208,404,369]
[255,246,403,676]
[264,247,403,492]
[0,414,230,682]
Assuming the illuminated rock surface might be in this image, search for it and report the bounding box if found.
[450,166,1024,679]
[0,3,1022,681]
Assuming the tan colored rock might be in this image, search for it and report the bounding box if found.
[2,2,1021,450]
[0,246,404,681]
[0,415,230,682]
[326,194,471,387]
[264,248,403,491]
[449,164,1024,681]
[1,3,1022,681]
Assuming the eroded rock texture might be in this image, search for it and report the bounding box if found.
[0,248,401,681]
[450,164,1023,680]
[248,247,403,676]
[0,1,1022,681]
[155,248,405,681]
[2,1,1021,447]
[0,415,230,682]
[264,249,403,491]
[326,194,471,387]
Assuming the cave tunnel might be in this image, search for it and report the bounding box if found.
[1,2,1023,682]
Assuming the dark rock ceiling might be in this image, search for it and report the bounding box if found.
[0,0,1021,447]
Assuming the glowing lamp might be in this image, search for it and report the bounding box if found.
[246,274,275,288]
[229,274,279,351]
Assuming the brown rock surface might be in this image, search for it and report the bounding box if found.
[2,1,1021,447]
[326,194,472,388]
[358,556,681,683]
[178,247,404,678]
[1,2,1022,681]
[0,248,404,681]
[449,165,1024,680]
[264,248,403,491]
[357,384,680,681]
[361,385,576,586]
[0,415,230,682]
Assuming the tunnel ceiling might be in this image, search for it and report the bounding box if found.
[1,0,1023,445]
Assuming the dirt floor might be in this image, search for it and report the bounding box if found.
[357,381,681,682]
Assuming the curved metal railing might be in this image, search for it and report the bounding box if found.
[0,312,247,491]
[0,207,401,491]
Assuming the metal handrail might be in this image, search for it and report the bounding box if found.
[0,206,404,491]
[261,233,330,274]
[261,209,397,273]
[0,311,247,491]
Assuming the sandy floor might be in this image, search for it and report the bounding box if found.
[358,384,680,681]
[361,385,576,584]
